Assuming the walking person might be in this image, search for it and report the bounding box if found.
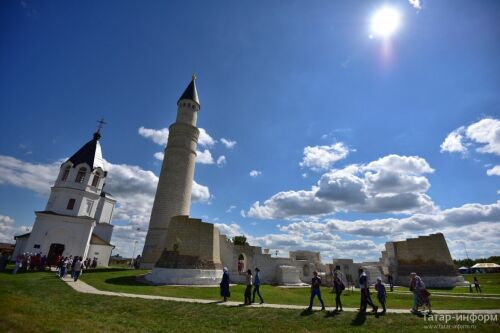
[244,269,253,305]
[12,255,23,275]
[473,277,482,293]
[388,274,394,292]
[375,277,387,314]
[220,267,230,302]
[252,267,264,304]
[359,268,377,314]
[307,271,325,311]
[410,272,419,314]
[333,271,344,312]
[59,257,68,278]
[73,257,84,282]
[415,275,432,315]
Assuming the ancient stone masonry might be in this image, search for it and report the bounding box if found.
[380,233,465,288]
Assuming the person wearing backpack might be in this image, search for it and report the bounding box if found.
[333,271,345,312]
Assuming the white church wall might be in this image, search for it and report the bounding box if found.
[93,223,114,243]
[94,197,115,224]
[12,237,29,259]
[25,214,94,258]
[87,244,112,267]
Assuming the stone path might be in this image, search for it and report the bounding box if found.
[61,277,500,315]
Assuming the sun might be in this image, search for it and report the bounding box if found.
[370,6,401,38]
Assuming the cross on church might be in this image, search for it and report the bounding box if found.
[96,118,106,133]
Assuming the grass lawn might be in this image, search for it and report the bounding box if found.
[1,269,499,333]
[79,268,500,310]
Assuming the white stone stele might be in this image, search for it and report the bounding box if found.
[144,267,223,285]
[277,265,303,285]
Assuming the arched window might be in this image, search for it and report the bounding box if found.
[91,172,100,187]
[66,198,76,210]
[75,167,87,183]
[61,166,71,181]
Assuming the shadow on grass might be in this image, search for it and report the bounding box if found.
[81,268,131,274]
[324,310,341,318]
[350,311,367,326]
[300,309,314,316]
[104,275,147,286]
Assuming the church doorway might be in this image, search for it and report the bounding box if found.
[47,243,65,266]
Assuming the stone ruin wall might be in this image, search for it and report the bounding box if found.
[384,233,461,287]
[156,215,222,269]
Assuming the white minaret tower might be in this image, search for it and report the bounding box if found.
[141,75,201,269]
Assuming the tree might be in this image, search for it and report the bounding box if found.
[232,235,248,246]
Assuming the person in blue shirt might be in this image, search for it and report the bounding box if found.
[252,267,264,304]
[307,271,326,311]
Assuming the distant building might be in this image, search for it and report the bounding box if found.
[12,129,116,266]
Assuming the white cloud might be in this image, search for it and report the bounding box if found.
[198,128,216,147]
[248,154,436,219]
[408,0,421,11]
[214,223,244,238]
[441,118,500,157]
[196,149,214,164]
[440,128,466,154]
[487,165,500,176]
[153,152,164,161]
[299,143,351,171]
[226,205,236,213]
[139,126,216,148]
[153,149,215,165]
[220,138,237,149]
[0,215,16,243]
[0,155,60,196]
[249,170,262,177]
[138,126,169,146]
[466,118,500,155]
[216,155,226,166]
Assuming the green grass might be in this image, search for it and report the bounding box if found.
[1,268,499,333]
[78,268,500,310]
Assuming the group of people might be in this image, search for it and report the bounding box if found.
[220,267,265,305]
[12,252,49,274]
[308,268,387,314]
[57,256,86,281]
[219,266,435,315]
[8,252,98,283]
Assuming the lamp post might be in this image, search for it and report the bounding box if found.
[131,240,138,268]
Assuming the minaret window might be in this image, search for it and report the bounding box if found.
[91,172,101,187]
[61,166,71,181]
[66,198,76,210]
[75,167,87,183]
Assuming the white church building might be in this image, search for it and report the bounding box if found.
[12,129,116,266]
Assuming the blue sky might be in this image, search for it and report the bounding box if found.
[0,0,499,261]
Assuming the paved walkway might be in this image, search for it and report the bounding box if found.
[61,277,500,315]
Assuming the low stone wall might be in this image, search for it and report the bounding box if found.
[144,267,223,285]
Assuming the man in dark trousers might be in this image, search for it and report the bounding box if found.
[359,268,378,314]
[307,271,325,311]
[252,267,264,304]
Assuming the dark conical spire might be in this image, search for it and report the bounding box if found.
[177,74,200,106]
[67,128,105,170]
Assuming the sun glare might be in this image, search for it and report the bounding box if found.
[371,6,401,38]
